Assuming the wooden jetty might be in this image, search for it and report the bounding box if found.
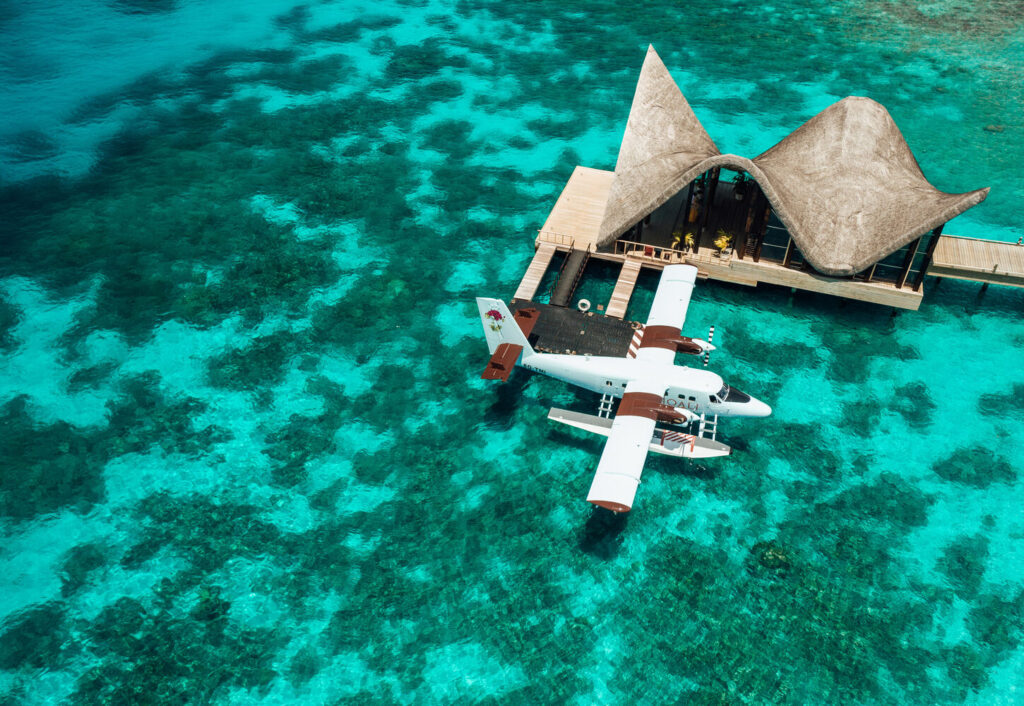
[929,235,1024,288]
[606,259,642,318]
[506,48,1015,317]
[521,166,1022,311]
[514,243,557,301]
[537,166,615,250]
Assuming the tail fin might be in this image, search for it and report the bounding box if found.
[476,298,536,358]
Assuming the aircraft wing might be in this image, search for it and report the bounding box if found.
[585,378,668,512]
[636,265,700,365]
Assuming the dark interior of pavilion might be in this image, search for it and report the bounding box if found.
[615,167,935,288]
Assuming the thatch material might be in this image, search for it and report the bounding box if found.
[598,46,989,276]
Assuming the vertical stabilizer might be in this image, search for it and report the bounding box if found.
[476,298,536,358]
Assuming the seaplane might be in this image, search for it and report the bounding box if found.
[477,264,771,513]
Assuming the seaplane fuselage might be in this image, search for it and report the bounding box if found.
[520,353,771,418]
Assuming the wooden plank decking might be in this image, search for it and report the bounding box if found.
[590,248,924,309]
[606,258,642,319]
[929,236,1024,288]
[514,243,557,301]
[536,167,615,251]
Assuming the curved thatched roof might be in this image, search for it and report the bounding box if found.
[598,46,989,276]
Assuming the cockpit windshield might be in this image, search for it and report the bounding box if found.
[716,384,751,404]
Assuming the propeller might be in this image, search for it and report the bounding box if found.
[703,325,715,367]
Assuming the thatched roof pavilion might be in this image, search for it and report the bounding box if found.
[598,46,989,276]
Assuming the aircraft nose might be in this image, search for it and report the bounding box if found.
[748,397,772,417]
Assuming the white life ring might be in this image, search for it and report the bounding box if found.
[577,299,591,312]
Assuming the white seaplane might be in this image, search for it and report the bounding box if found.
[477,264,770,513]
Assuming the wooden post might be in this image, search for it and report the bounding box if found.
[685,180,695,225]
[671,181,695,239]
[692,172,706,252]
[694,167,720,255]
[782,236,795,268]
[735,179,756,260]
[751,198,769,263]
[863,263,877,283]
[912,224,944,292]
[895,237,922,289]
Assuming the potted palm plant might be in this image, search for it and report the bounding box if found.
[671,230,695,253]
[714,229,733,256]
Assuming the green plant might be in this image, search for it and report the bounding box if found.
[714,229,733,252]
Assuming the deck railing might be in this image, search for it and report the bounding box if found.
[536,230,577,247]
[614,240,733,265]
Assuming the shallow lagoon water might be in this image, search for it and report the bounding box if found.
[1,0,1023,703]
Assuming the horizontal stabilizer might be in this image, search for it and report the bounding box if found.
[481,343,523,382]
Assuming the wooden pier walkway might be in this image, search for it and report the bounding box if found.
[536,166,615,251]
[606,258,642,319]
[929,235,1024,288]
[514,243,557,301]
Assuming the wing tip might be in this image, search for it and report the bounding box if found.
[588,499,632,513]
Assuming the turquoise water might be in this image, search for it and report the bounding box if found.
[1,0,1023,702]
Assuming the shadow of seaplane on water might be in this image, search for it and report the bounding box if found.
[477,264,771,514]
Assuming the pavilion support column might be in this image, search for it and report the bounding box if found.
[782,237,795,268]
[694,167,720,255]
[672,181,695,242]
[895,237,922,289]
[751,199,769,263]
[692,172,707,252]
[912,224,944,292]
[735,181,757,260]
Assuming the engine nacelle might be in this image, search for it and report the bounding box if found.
[653,404,700,426]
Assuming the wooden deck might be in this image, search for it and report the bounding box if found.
[928,235,1024,288]
[606,259,643,318]
[589,245,924,309]
[514,243,556,301]
[527,165,1021,311]
[536,166,615,251]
